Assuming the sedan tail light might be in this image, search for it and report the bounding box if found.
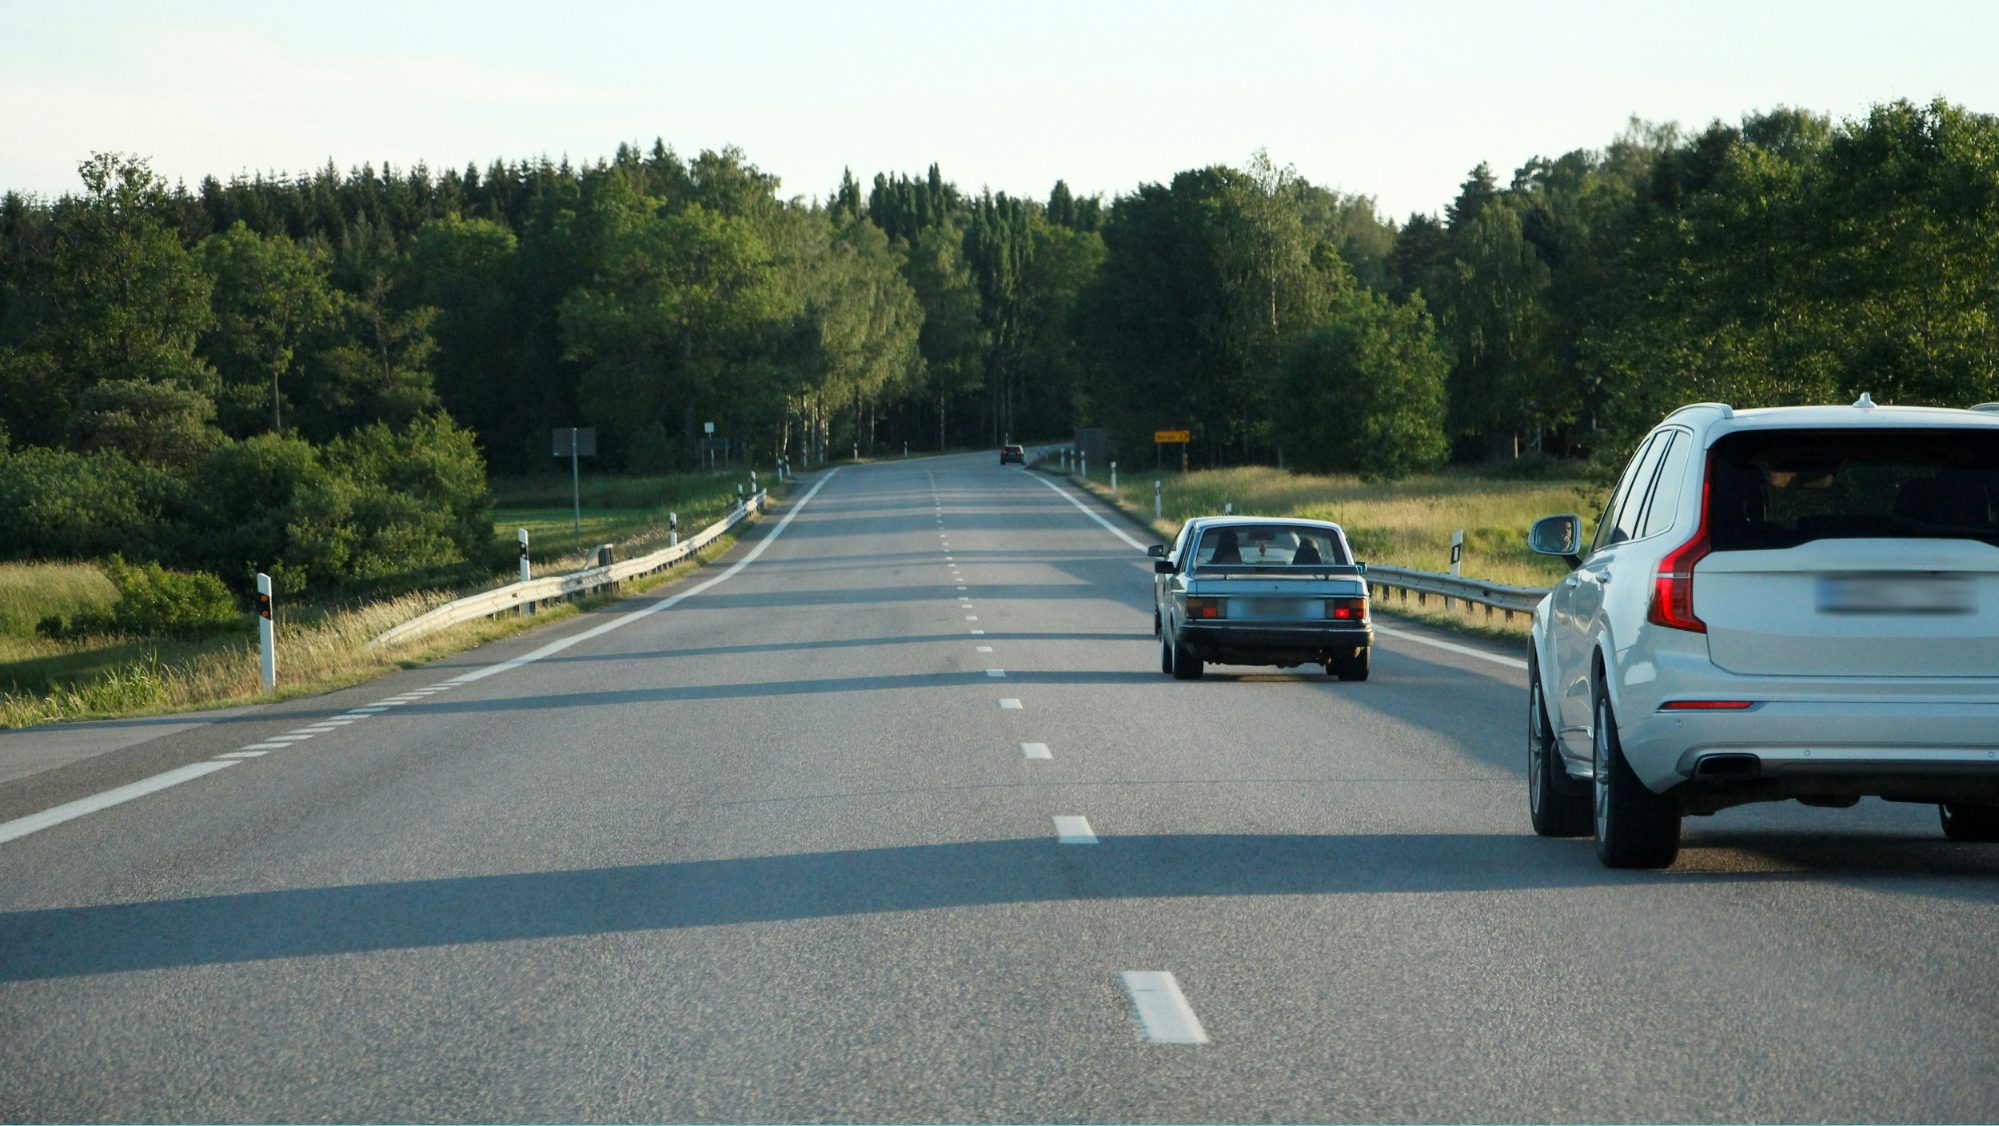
[1185,597,1225,620]
[1326,596,1368,622]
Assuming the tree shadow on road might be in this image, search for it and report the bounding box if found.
[3,830,1992,982]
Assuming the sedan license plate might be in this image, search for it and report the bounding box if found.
[1817,575,1974,615]
[1239,598,1315,620]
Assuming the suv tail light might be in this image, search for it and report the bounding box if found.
[1326,596,1368,622]
[1185,597,1225,620]
[1648,461,1712,633]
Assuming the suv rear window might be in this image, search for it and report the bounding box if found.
[1707,428,1999,550]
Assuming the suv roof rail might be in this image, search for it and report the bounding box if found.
[1665,401,1734,421]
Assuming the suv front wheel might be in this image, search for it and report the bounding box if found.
[1592,686,1681,868]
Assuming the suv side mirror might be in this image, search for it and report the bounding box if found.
[1153,558,1177,575]
[1147,544,1166,558]
[1529,514,1583,570]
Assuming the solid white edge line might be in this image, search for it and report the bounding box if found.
[239,743,290,750]
[1029,474,1149,551]
[1373,625,1527,671]
[1052,815,1098,844]
[1021,742,1052,759]
[1119,971,1210,1044]
[0,761,240,846]
[447,469,842,685]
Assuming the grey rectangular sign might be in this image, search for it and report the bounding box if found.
[552,428,597,457]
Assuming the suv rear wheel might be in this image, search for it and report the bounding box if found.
[1939,802,1999,842]
[1529,651,1590,837]
[1593,687,1681,868]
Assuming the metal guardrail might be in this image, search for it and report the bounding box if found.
[371,490,770,649]
[1364,565,1550,621]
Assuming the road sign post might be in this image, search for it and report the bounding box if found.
[1154,430,1191,475]
[553,428,597,550]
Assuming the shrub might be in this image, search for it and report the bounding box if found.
[39,557,240,638]
[0,445,186,562]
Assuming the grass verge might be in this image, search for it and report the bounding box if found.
[1039,461,1600,642]
[1,475,785,728]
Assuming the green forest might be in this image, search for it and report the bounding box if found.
[3,97,1997,602]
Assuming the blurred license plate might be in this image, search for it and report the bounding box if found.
[1241,598,1314,620]
[1817,575,1973,614]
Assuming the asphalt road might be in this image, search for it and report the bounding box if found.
[2,452,1995,1123]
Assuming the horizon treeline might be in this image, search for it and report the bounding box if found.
[3,97,1997,594]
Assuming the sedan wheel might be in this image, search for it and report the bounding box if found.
[1592,688,1680,868]
[1160,633,1174,675]
[1939,802,1999,842]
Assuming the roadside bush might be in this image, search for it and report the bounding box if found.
[39,556,239,638]
[0,445,185,562]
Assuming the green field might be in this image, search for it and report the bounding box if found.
[491,470,761,573]
[1,471,764,727]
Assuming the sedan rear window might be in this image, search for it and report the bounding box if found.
[1193,525,1349,566]
[1707,428,1999,550]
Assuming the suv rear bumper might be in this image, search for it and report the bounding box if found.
[1618,698,1999,804]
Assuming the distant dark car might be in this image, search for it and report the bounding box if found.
[1000,444,1026,465]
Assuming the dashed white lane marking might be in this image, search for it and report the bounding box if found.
[986,669,1006,678]
[957,585,968,590]
[446,468,841,686]
[1052,815,1098,844]
[214,750,268,759]
[1030,474,1150,551]
[1119,971,1210,1044]
[1022,742,1052,759]
[970,629,986,635]
[999,698,1022,709]
[976,645,994,653]
[965,615,979,621]
[239,742,290,751]
[0,761,240,846]
[1373,625,1528,670]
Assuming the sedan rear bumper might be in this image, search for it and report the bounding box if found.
[1179,621,1373,665]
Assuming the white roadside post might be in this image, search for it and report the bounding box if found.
[750,470,758,509]
[1080,451,1087,480]
[1155,480,1162,520]
[1448,529,1465,610]
[518,528,534,615]
[256,573,276,692]
[669,512,679,548]
[1111,460,1118,497]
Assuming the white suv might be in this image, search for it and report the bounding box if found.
[1527,396,1999,867]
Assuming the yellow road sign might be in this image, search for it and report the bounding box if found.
[1153,430,1191,443]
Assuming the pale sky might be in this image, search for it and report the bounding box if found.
[5,0,1996,222]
